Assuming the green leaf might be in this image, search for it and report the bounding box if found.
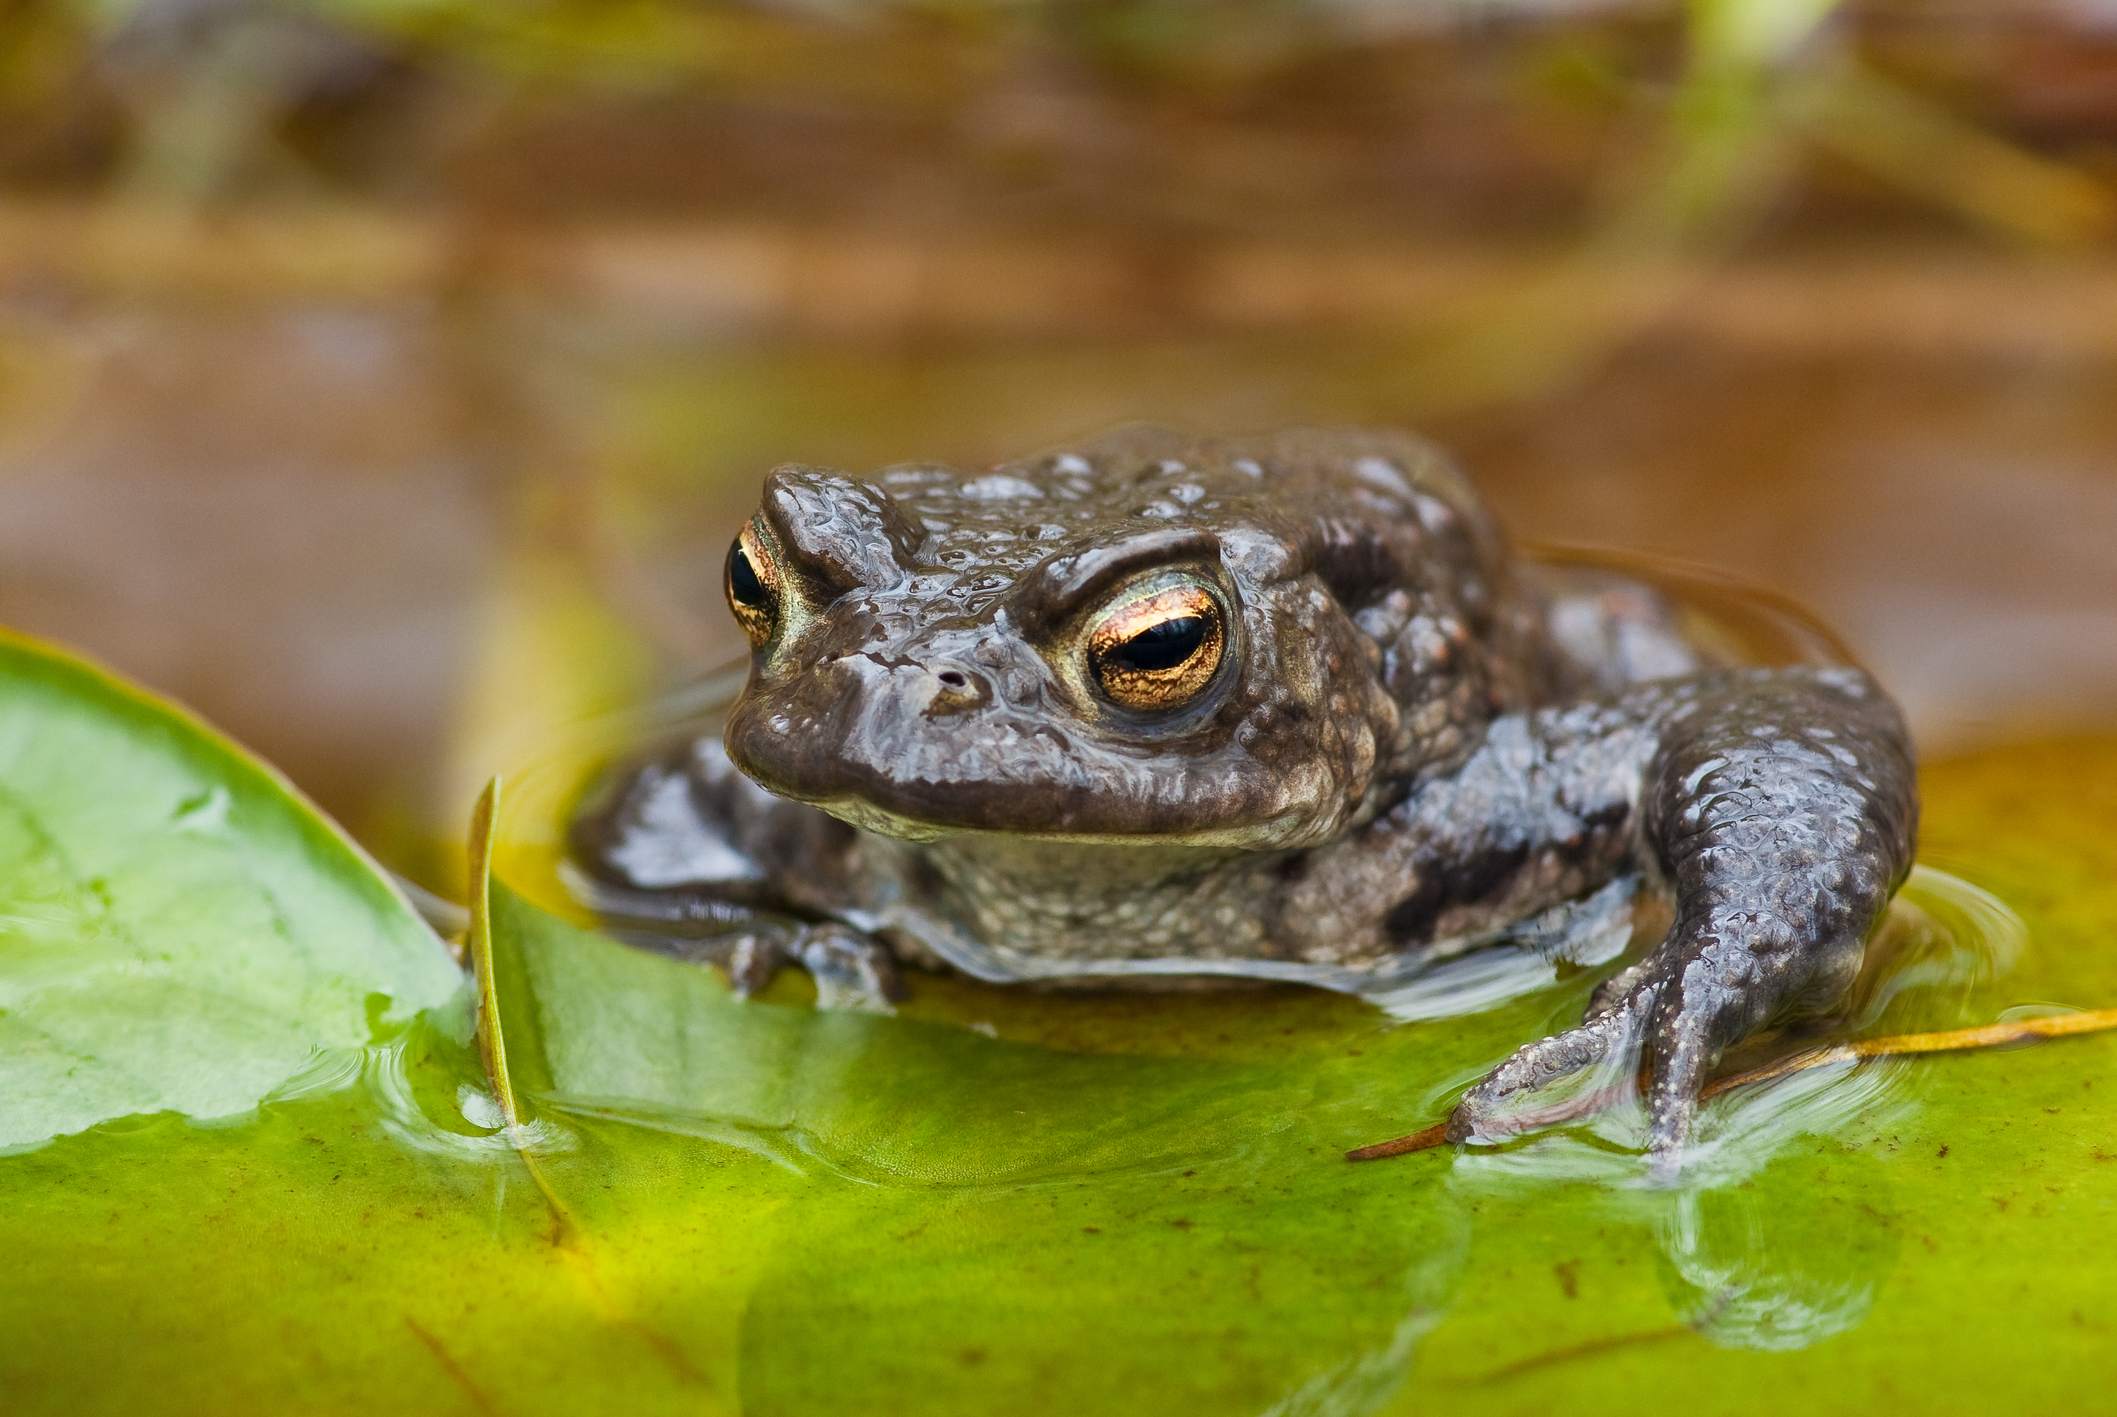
[443,733,2117,1412]
[0,630,462,1150]
[0,647,2113,1412]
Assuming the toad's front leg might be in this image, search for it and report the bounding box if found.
[571,734,904,1011]
[1447,666,1918,1168]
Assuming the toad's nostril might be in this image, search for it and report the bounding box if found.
[925,664,990,715]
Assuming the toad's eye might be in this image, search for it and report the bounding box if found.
[1088,583,1226,711]
[725,525,780,646]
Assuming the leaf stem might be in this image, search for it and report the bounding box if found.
[466,778,521,1128]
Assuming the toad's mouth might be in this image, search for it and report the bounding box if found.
[808,792,956,844]
[789,782,1309,851]
[734,748,1327,850]
[721,690,1337,849]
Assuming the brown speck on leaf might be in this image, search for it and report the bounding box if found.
[1459,1323,1695,1386]
[1081,1225,1101,1235]
[1937,1144,1950,1158]
[1554,1260,1580,1300]
[1170,1218,1194,1231]
[406,1317,497,1416]
[959,1348,988,1368]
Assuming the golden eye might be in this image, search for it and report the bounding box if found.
[1088,583,1226,711]
[725,524,780,646]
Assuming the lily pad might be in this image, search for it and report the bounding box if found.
[0,639,2113,1413]
[0,631,461,1151]
[457,734,2117,1413]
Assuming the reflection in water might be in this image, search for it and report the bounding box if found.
[1655,1148,1901,1352]
[1252,1276,1444,1417]
[1443,1098,1909,1360]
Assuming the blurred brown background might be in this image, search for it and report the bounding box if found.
[2,0,2114,879]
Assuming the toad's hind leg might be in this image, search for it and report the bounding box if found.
[1448,667,1916,1172]
[569,733,903,1008]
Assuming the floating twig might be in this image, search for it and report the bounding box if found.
[1346,1006,2117,1162]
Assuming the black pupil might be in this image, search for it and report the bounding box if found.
[1109,615,1206,673]
[727,542,767,608]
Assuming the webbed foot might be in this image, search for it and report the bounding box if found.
[1448,906,1867,1175]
